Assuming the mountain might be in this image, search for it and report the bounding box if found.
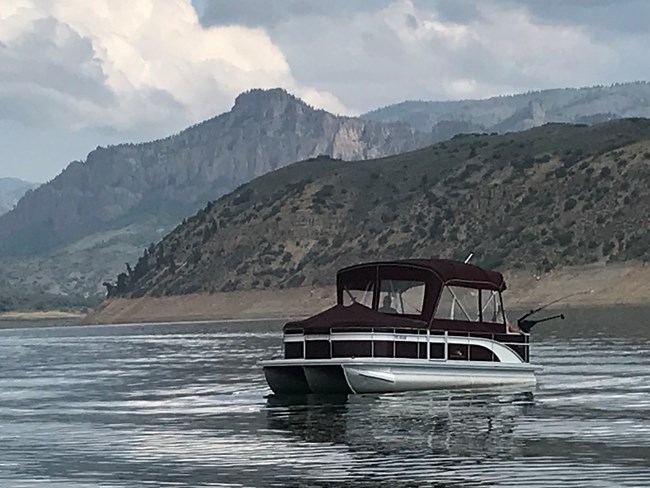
[5,84,650,299]
[363,82,650,133]
[112,119,650,298]
[0,178,38,216]
[0,88,434,296]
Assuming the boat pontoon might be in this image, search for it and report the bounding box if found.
[260,259,538,394]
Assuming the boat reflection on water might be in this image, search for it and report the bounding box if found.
[265,388,535,457]
[266,394,351,445]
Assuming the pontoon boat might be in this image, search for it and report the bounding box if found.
[260,259,538,394]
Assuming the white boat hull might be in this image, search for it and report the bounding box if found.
[261,358,537,395]
[343,360,536,393]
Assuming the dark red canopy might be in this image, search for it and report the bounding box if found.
[284,303,427,334]
[286,259,507,333]
[338,259,506,292]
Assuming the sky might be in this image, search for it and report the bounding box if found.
[1,0,649,182]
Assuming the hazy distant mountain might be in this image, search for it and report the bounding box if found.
[0,88,434,295]
[0,178,38,216]
[363,82,650,133]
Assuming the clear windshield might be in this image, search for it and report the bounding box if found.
[435,286,505,323]
[342,280,374,308]
[378,279,425,315]
[435,286,480,321]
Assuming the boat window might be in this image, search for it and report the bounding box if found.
[481,290,505,324]
[378,280,425,315]
[342,280,374,308]
[434,286,480,321]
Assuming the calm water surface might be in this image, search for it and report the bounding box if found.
[1,307,649,487]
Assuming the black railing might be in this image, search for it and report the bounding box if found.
[284,329,529,363]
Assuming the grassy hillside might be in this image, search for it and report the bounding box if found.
[112,119,650,298]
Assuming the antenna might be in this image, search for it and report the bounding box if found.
[464,252,474,264]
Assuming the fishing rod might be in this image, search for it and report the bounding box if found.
[516,290,591,333]
[518,313,565,333]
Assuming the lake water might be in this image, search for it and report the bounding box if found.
[0,306,649,487]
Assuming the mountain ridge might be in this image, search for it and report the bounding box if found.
[3,84,650,298]
[111,118,650,298]
[0,88,432,257]
[0,88,434,295]
[362,82,650,132]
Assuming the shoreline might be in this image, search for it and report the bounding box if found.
[0,310,84,321]
[2,303,649,331]
[84,262,650,325]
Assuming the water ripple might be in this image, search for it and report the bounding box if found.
[0,310,649,486]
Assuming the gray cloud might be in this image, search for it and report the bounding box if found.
[503,0,650,35]
[223,0,650,112]
[193,0,393,28]
[0,17,113,127]
[196,0,650,36]
[415,0,484,24]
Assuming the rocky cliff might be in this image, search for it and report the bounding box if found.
[114,119,650,298]
[363,82,650,133]
[0,89,433,295]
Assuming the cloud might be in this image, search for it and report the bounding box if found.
[193,0,391,29]
[2,0,650,182]
[198,0,650,113]
[3,0,648,133]
[498,0,650,36]
[0,0,348,135]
